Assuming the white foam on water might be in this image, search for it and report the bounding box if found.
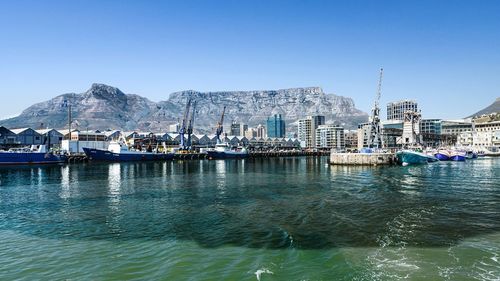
[255,268,273,281]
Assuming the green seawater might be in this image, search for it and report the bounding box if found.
[0,157,499,280]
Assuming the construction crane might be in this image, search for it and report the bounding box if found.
[186,101,197,149]
[215,106,226,144]
[367,68,383,149]
[179,98,192,150]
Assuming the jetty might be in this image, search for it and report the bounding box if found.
[329,152,396,166]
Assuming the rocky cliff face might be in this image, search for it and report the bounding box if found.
[0,84,368,133]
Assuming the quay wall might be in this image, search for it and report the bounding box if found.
[329,152,396,165]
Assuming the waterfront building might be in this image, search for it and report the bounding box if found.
[230,122,241,136]
[11,128,43,145]
[387,100,418,121]
[244,128,257,139]
[344,130,358,150]
[380,120,403,149]
[421,119,442,135]
[240,123,248,136]
[103,130,121,141]
[315,125,344,151]
[472,113,500,148]
[266,114,286,138]
[357,122,371,149]
[169,123,180,133]
[441,119,473,135]
[36,129,64,146]
[0,126,17,146]
[256,124,266,138]
[61,130,108,153]
[298,115,325,148]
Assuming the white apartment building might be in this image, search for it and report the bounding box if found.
[315,125,344,151]
[298,115,325,148]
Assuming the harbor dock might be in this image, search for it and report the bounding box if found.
[329,152,397,166]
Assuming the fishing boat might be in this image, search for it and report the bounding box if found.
[434,149,451,161]
[396,150,438,166]
[83,141,174,162]
[206,142,249,159]
[0,144,66,165]
[449,150,466,161]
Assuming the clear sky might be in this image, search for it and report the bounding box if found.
[0,0,499,120]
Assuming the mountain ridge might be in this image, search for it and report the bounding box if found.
[0,83,369,133]
[468,97,500,118]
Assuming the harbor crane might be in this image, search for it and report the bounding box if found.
[186,101,197,149]
[215,106,226,144]
[367,68,383,149]
[179,98,192,150]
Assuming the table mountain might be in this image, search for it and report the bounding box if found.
[0,83,368,133]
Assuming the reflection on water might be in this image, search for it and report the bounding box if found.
[0,158,498,250]
[0,158,499,280]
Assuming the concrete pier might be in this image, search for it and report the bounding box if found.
[329,152,396,166]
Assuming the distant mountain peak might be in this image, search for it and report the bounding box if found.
[468,97,500,117]
[84,83,126,100]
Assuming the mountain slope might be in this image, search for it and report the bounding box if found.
[0,83,368,132]
[468,97,500,118]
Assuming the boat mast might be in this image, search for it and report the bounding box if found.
[368,68,383,149]
[216,106,226,144]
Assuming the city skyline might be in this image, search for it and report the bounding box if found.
[1,0,499,120]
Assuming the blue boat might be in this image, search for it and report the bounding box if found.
[396,150,438,166]
[206,142,249,159]
[449,150,466,161]
[434,149,451,161]
[83,141,174,162]
[0,145,66,165]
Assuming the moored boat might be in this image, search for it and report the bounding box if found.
[207,142,249,159]
[83,141,174,162]
[0,145,66,165]
[434,149,451,161]
[465,150,478,159]
[396,150,438,166]
[449,150,466,161]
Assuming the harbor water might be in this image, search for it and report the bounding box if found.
[0,157,499,280]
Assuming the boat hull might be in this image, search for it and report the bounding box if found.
[83,148,174,162]
[0,152,66,165]
[396,150,437,166]
[450,155,466,161]
[207,150,249,159]
[434,153,450,161]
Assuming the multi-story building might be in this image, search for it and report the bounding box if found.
[344,130,358,150]
[387,100,418,121]
[472,114,500,148]
[315,125,344,151]
[240,123,248,137]
[256,124,266,138]
[357,122,371,149]
[230,122,241,136]
[420,119,442,135]
[440,119,473,146]
[380,120,403,149]
[266,114,286,138]
[298,115,325,148]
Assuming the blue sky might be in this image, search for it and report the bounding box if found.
[0,0,499,120]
